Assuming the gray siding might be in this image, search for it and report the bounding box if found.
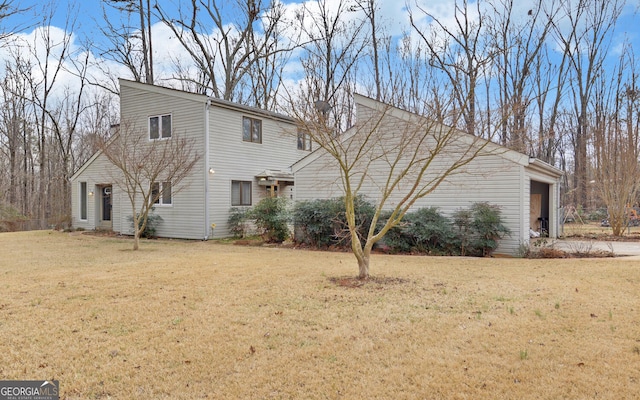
[294,145,526,254]
[118,80,208,239]
[208,106,307,237]
[293,96,561,256]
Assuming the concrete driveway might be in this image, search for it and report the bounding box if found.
[548,239,640,259]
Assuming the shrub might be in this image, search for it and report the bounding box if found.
[405,207,458,254]
[228,207,250,238]
[293,196,376,249]
[469,202,511,256]
[452,208,473,256]
[293,198,343,248]
[248,197,290,243]
[378,208,456,255]
[128,210,163,238]
[377,212,412,254]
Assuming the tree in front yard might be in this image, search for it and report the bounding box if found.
[98,121,200,250]
[288,96,491,279]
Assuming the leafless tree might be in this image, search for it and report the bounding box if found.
[11,6,78,227]
[0,0,30,45]
[593,45,640,236]
[98,121,200,250]
[553,0,623,208]
[155,0,294,106]
[288,91,490,279]
[409,0,496,138]
[0,58,31,216]
[99,0,154,86]
[489,0,557,154]
[294,0,368,129]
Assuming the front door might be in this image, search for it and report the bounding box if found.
[99,185,112,230]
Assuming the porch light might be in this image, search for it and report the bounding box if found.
[88,191,94,196]
[209,168,215,174]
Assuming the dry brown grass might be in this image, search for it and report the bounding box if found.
[563,221,640,239]
[1,231,640,399]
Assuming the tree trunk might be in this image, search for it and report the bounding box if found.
[357,254,370,280]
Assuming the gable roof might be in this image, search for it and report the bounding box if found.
[292,93,562,178]
[119,79,295,123]
[72,79,299,180]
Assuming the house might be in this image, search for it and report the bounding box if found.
[70,79,310,239]
[292,94,563,255]
[71,82,562,255]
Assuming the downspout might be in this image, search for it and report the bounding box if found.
[204,98,211,240]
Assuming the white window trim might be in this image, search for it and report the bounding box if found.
[151,181,173,206]
[79,181,88,221]
[149,114,172,141]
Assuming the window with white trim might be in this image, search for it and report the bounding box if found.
[80,182,87,220]
[149,114,172,140]
[151,181,172,205]
[297,131,312,151]
[231,180,252,206]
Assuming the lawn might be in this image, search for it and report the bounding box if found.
[1,231,639,399]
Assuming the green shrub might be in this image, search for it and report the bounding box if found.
[452,208,473,256]
[453,202,510,256]
[377,211,412,254]
[293,196,376,249]
[248,197,290,243]
[405,207,457,254]
[293,198,343,247]
[128,211,163,238]
[228,207,250,238]
[378,208,457,255]
[469,202,511,256]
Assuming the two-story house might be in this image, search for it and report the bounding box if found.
[70,79,310,239]
[72,81,562,256]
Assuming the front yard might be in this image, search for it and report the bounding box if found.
[1,231,639,399]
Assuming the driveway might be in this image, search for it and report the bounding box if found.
[549,238,640,259]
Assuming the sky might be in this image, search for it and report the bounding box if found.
[2,0,639,99]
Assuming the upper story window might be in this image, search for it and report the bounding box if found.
[243,116,262,143]
[297,132,312,151]
[150,114,172,140]
[151,181,172,205]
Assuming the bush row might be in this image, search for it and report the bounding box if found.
[230,196,510,257]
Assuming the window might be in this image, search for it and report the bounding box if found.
[297,131,312,151]
[151,181,172,205]
[231,181,252,206]
[80,182,87,220]
[242,117,262,143]
[149,114,172,140]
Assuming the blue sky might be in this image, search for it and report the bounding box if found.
[2,0,639,97]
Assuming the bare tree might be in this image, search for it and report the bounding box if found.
[294,0,368,128]
[409,0,495,138]
[593,45,640,236]
[0,0,30,45]
[288,92,489,279]
[99,0,154,85]
[11,6,79,228]
[155,0,294,105]
[0,59,30,213]
[553,0,623,208]
[98,122,200,250]
[489,0,557,154]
